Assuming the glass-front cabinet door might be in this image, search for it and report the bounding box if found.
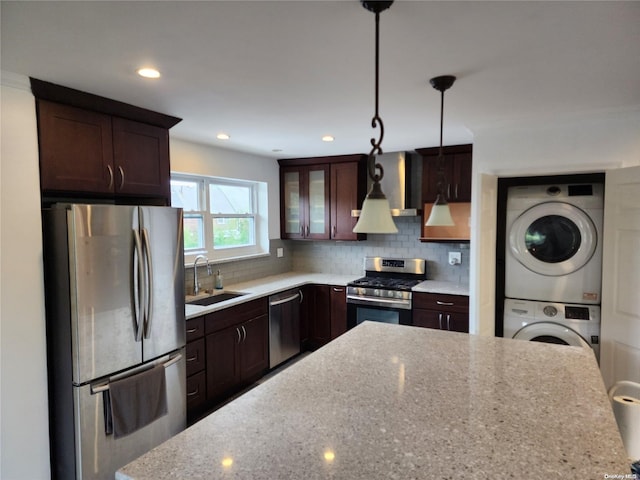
[282,168,303,238]
[280,165,329,239]
[306,166,329,239]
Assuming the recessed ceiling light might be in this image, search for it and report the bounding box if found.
[272,149,283,153]
[137,68,161,79]
[216,133,230,140]
[322,135,335,142]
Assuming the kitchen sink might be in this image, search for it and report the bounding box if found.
[187,291,246,306]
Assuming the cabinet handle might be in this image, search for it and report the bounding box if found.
[107,165,114,189]
[186,354,197,362]
[186,327,197,334]
[236,327,241,344]
[447,183,451,200]
[241,325,247,342]
[117,166,125,190]
[300,225,304,236]
[438,313,443,330]
[299,289,304,304]
[305,225,309,237]
[455,184,459,200]
[332,225,336,237]
[446,314,451,331]
[187,387,199,397]
[436,301,455,306]
[333,287,344,293]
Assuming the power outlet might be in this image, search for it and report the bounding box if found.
[277,247,284,258]
[448,252,461,266]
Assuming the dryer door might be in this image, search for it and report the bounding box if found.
[513,322,591,349]
[509,202,597,276]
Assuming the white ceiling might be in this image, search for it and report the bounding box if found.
[2,1,640,159]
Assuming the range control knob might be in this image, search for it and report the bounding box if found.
[543,305,558,317]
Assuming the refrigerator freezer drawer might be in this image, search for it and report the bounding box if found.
[54,351,186,480]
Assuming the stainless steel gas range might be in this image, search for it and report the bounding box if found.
[346,257,426,328]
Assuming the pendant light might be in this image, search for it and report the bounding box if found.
[425,75,456,227]
[352,0,398,234]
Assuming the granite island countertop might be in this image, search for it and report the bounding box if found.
[117,322,629,479]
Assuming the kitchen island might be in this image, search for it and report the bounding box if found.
[117,322,629,479]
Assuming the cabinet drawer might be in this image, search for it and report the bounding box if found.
[186,370,206,411]
[413,292,469,313]
[186,316,205,342]
[186,338,205,377]
[413,309,469,333]
[205,298,268,334]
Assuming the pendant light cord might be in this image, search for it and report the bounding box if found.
[436,87,445,197]
[429,75,455,201]
[368,10,384,183]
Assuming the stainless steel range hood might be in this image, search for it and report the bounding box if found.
[352,151,422,217]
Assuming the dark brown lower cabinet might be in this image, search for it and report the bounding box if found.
[205,326,239,402]
[204,299,269,404]
[329,285,347,339]
[186,298,268,424]
[185,316,206,423]
[186,371,206,419]
[412,292,469,333]
[305,284,347,350]
[307,285,331,350]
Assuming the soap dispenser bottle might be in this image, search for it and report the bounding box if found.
[215,269,223,289]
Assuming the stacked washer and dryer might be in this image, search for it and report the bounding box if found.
[503,183,604,359]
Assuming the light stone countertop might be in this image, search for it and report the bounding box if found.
[117,322,629,479]
[185,272,468,319]
[413,280,469,296]
[184,272,360,319]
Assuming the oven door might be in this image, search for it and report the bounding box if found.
[347,302,412,329]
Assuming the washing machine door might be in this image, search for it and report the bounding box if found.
[513,322,591,349]
[509,202,597,276]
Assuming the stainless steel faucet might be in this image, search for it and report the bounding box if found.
[193,255,211,296]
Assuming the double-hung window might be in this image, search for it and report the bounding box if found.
[171,173,265,263]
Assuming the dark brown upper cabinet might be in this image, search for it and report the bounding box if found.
[32,78,180,204]
[416,144,472,203]
[278,154,367,241]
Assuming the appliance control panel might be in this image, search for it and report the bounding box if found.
[564,306,591,320]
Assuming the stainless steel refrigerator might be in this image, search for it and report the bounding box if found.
[42,204,186,480]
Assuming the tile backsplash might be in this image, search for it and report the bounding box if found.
[185,217,470,295]
[291,217,470,283]
[185,239,293,295]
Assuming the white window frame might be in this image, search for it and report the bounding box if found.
[171,173,268,265]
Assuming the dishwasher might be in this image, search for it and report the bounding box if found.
[269,289,302,368]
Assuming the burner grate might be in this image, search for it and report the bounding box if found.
[349,276,422,291]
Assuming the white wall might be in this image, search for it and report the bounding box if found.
[1,73,50,478]
[170,138,280,239]
[469,107,640,336]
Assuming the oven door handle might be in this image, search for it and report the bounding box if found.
[346,295,411,309]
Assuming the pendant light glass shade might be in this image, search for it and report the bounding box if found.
[425,195,455,226]
[353,178,398,233]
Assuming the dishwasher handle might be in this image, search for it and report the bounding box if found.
[269,292,301,307]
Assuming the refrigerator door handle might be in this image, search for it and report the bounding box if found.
[91,353,183,394]
[142,227,154,339]
[133,229,145,342]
